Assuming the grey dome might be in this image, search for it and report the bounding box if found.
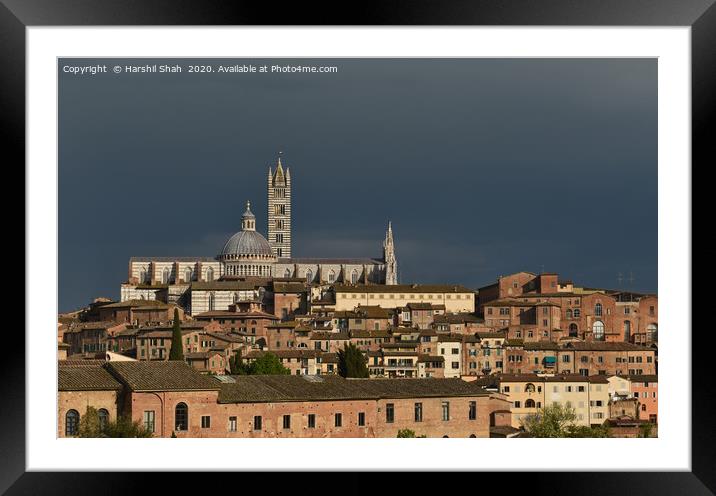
[221,230,273,257]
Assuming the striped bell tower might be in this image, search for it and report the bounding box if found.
[267,153,292,259]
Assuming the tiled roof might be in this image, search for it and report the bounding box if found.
[100,299,172,309]
[105,361,221,391]
[564,342,654,352]
[433,313,484,324]
[59,359,106,368]
[217,375,489,403]
[334,284,474,294]
[272,281,307,293]
[58,366,122,391]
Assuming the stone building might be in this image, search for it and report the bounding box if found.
[120,155,398,315]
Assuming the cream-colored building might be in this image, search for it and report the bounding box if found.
[499,374,611,428]
[333,284,475,313]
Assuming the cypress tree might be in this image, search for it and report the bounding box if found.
[168,308,184,361]
[338,343,369,378]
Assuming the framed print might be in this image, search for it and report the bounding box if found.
[5,0,711,492]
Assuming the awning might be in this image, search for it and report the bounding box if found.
[544,356,557,363]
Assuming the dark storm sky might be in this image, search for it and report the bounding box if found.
[58,58,657,312]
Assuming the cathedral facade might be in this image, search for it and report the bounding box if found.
[121,155,398,313]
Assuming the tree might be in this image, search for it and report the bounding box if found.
[78,406,102,438]
[230,349,250,375]
[78,407,152,438]
[521,403,577,438]
[168,308,184,361]
[522,404,610,438]
[397,429,416,438]
[247,352,289,375]
[337,343,369,378]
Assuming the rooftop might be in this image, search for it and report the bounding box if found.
[217,375,490,404]
[105,361,221,392]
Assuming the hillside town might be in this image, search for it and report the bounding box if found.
[58,157,658,439]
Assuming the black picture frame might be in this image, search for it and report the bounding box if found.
[4,0,709,492]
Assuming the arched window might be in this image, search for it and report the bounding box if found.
[351,270,359,284]
[185,268,192,283]
[208,293,215,311]
[525,399,536,408]
[206,267,214,281]
[525,383,536,393]
[647,323,658,342]
[328,270,336,283]
[284,268,292,278]
[175,403,188,431]
[592,320,605,341]
[306,270,313,283]
[595,303,603,317]
[566,309,573,319]
[98,408,109,432]
[569,323,579,337]
[65,409,80,436]
[624,320,632,342]
[573,309,581,318]
[162,267,170,284]
[469,434,477,438]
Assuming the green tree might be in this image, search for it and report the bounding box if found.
[78,406,102,438]
[337,343,369,378]
[397,429,426,438]
[566,424,611,438]
[247,352,290,375]
[230,349,250,375]
[168,308,184,361]
[522,404,610,438]
[521,403,577,438]
[78,407,153,438]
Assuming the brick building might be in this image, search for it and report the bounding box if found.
[58,361,511,438]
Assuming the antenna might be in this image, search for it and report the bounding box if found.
[617,272,623,288]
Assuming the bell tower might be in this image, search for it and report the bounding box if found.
[267,153,292,259]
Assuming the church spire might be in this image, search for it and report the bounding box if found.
[383,221,397,285]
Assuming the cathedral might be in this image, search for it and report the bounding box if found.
[121,155,398,313]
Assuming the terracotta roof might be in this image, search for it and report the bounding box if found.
[58,359,106,367]
[105,361,221,391]
[100,299,172,309]
[433,313,484,324]
[58,366,122,391]
[217,375,490,403]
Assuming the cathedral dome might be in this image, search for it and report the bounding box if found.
[220,230,274,258]
[219,201,275,259]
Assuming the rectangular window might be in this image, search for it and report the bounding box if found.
[253,416,262,430]
[228,416,237,432]
[201,415,211,429]
[414,402,423,422]
[386,403,395,423]
[143,411,155,433]
[335,413,342,427]
[283,415,291,429]
[308,414,316,428]
[358,412,366,427]
[442,401,450,421]
[469,401,477,420]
